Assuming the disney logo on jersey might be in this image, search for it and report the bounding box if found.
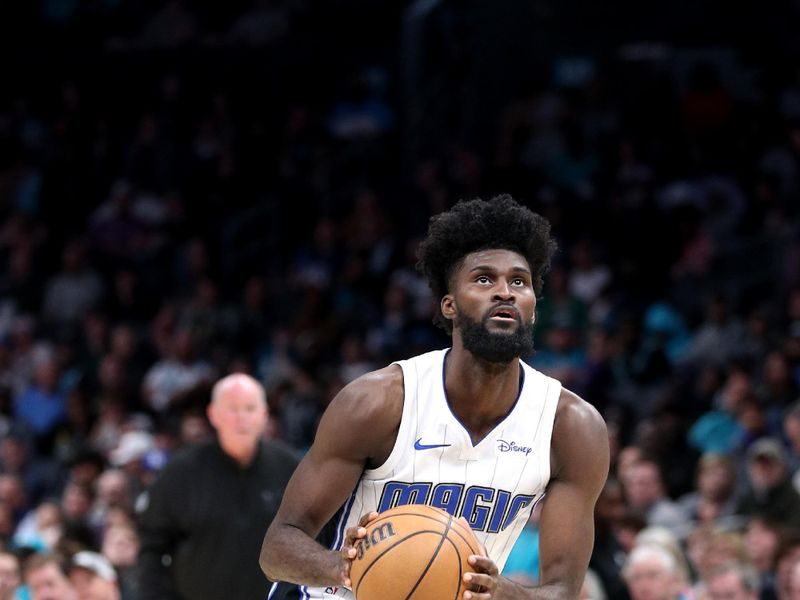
[496,439,532,456]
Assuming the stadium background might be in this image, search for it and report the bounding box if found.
[2,1,800,598]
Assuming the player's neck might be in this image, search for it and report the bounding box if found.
[444,345,522,441]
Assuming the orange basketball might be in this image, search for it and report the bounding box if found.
[349,504,482,600]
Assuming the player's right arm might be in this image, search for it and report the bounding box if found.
[259,364,404,588]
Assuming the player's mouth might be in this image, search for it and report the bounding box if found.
[488,305,519,322]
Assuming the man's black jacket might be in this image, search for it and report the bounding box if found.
[137,438,300,600]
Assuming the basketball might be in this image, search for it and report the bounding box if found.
[349,504,483,600]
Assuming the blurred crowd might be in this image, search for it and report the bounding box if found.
[1,1,800,599]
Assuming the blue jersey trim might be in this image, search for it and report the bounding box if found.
[331,490,358,551]
[441,349,526,448]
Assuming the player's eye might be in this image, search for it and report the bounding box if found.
[475,275,491,284]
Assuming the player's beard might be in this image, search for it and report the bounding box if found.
[456,311,535,364]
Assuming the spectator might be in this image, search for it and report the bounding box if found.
[0,474,29,531]
[529,322,587,389]
[90,470,134,531]
[580,569,608,600]
[774,533,800,600]
[688,369,751,454]
[108,431,159,493]
[65,449,106,491]
[617,445,645,482]
[141,329,214,413]
[685,526,748,598]
[13,352,68,444]
[101,525,139,600]
[590,479,630,600]
[136,373,299,600]
[622,543,683,600]
[760,351,797,408]
[622,459,688,537]
[41,240,104,331]
[737,438,800,529]
[743,515,783,598]
[677,453,740,528]
[782,401,800,488]
[60,482,93,526]
[68,551,120,600]
[23,553,76,600]
[568,240,612,306]
[633,527,692,596]
[88,401,129,459]
[13,500,62,553]
[679,294,745,369]
[531,265,589,346]
[705,562,759,600]
[788,559,800,600]
[0,432,61,506]
[0,550,21,600]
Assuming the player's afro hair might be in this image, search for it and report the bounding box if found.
[416,195,558,333]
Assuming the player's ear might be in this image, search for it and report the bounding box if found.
[206,403,218,429]
[440,294,456,321]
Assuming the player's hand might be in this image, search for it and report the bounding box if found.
[463,554,499,600]
[339,511,379,587]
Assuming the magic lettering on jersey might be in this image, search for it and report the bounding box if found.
[378,481,536,532]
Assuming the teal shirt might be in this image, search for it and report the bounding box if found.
[502,526,540,581]
[688,410,743,453]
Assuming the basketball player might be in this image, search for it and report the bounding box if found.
[260,196,609,599]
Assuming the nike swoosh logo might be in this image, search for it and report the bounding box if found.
[414,438,452,450]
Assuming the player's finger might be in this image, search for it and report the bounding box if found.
[463,590,492,600]
[358,511,379,527]
[468,555,499,576]
[344,525,367,542]
[462,572,494,592]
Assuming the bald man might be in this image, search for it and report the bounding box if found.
[137,374,301,600]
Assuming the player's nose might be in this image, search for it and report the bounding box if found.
[492,279,514,301]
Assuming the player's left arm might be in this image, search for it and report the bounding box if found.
[464,388,609,600]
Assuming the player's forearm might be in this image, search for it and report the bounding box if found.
[496,576,578,600]
[260,522,343,587]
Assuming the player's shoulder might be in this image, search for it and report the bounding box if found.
[551,388,609,482]
[554,387,607,437]
[307,363,406,463]
[323,350,447,434]
[335,363,404,405]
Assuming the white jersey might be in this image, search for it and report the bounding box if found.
[297,348,561,600]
